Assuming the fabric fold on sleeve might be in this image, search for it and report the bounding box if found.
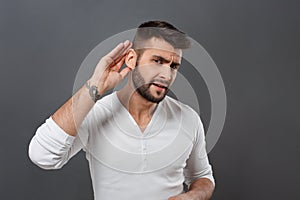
[28,117,76,169]
[183,114,215,188]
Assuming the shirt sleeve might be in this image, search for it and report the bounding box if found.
[28,116,89,170]
[183,115,215,187]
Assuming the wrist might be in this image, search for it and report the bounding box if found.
[85,81,102,102]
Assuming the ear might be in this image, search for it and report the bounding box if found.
[125,49,138,70]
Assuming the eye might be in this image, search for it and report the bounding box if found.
[153,59,162,64]
[170,64,179,70]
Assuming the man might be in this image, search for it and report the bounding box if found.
[29,21,215,200]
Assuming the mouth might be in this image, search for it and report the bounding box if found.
[151,83,168,89]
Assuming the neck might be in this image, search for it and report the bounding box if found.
[117,83,157,119]
[117,79,161,132]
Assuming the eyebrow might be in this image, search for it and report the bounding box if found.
[152,55,181,66]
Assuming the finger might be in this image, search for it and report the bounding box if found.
[112,45,132,67]
[114,40,133,61]
[101,41,131,68]
[107,40,132,60]
[98,40,132,70]
[123,40,132,51]
[100,49,125,69]
[113,55,126,71]
[106,43,125,61]
[109,53,126,71]
[111,41,132,68]
[119,67,132,79]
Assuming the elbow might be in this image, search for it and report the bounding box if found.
[28,136,66,170]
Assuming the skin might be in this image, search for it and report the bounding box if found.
[52,38,214,199]
[52,40,132,136]
[168,178,214,200]
[118,37,181,131]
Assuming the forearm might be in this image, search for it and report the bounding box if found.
[29,41,131,168]
[51,41,132,136]
[52,79,97,136]
[29,81,96,168]
[187,178,215,200]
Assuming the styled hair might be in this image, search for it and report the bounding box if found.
[132,21,191,50]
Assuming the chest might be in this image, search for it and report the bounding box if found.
[87,120,194,174]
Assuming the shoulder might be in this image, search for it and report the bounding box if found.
[162,96,203,133]
[162,95,200,121]
[163,96,205,143]
[83,92,116,125]
[94,92,115,109]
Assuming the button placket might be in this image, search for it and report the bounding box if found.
[141,139,147,171]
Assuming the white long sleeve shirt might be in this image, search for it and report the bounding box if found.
[29,92,214,200]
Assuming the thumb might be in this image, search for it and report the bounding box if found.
[119,67,132,79]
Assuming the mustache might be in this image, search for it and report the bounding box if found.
[150,79,170,88]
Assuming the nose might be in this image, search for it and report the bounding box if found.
[159,55,174,81]
[158,64,172,81]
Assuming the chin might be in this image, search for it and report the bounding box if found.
[149,91,168,103]
[136,84,168,103]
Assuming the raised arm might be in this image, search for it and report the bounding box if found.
[28,41,132,169]
[52,40,132,136]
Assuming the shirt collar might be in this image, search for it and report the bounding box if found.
[111,92,167,138]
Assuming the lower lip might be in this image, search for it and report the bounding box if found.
[152,84,166,91]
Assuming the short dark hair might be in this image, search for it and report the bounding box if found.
[132,20,191,50]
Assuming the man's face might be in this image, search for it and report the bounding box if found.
[132,38,182,103]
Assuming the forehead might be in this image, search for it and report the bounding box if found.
[136,37,182,61]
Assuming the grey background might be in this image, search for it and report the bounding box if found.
[1,0,299,199]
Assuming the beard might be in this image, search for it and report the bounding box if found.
[132,67,169,103]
